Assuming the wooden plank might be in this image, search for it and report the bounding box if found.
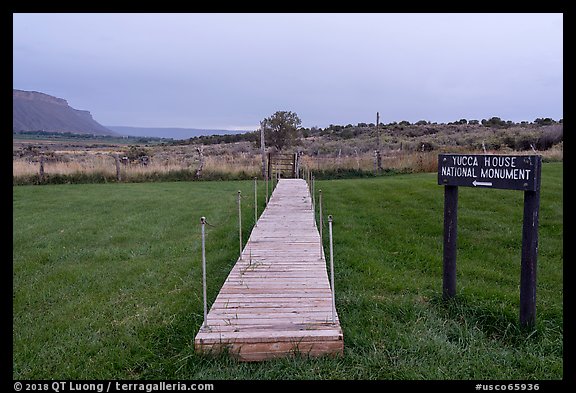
[194,178,343,360]
[199,340,343,362]
[206,310,335,318]
[212,301,329,307]
[215,293,332,299]
[196,329,343,344]
[210,308,332,314]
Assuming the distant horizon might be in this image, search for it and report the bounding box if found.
[105,113,564,133]
[14,86,563,135]
[105,124,251,140]
[105,124,253,132]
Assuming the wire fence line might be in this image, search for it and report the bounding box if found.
[195,178,275,327]
[305,166,337,324]
[197,172,337,328]
[193,179,270,230]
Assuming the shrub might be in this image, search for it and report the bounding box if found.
[535,126,563,150]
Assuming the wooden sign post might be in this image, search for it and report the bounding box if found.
[438,154,542,328]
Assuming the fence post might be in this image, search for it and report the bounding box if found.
[39,155,45,183]
[200,217,208,328]
[114,154,121,181]
[260,127,266,179]
[238,190,242,260]
[195,145,205,178]
[254,177,258,227]
[328,215,336,323]
[319,189,323,258]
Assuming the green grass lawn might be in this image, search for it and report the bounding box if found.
[12,163,563,380]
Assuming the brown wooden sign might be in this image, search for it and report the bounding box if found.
[438,154,540,191]
[438,153,542,328]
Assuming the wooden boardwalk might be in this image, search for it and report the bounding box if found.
[194,178,343,361]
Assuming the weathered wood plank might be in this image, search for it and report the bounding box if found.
[194,178,343,361]
[200,341,343,362]
[196,329,343,344]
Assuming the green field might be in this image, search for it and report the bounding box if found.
[13,163,563,380]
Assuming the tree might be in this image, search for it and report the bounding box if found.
[483,116,506,128]
[260,111,302,151]
[534,117,554,126]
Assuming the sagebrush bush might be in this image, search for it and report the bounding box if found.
[13,123,562,185]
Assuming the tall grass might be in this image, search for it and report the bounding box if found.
[13,143,562,185]
[12,154,262,185]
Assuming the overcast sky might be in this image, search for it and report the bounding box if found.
[13,13,563,131]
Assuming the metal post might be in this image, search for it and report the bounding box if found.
[294,152,299,179]
[312,175,315,212]
[200,217,207,328]
[443,185,458,299]
[312,176,316,225]
[319,190,323,258]
[328,215,336,323]
[238,191,242,260]
[267,152,272,184]
[254,177,258,227]
[310,171,313,195]
[308,170,312,205]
